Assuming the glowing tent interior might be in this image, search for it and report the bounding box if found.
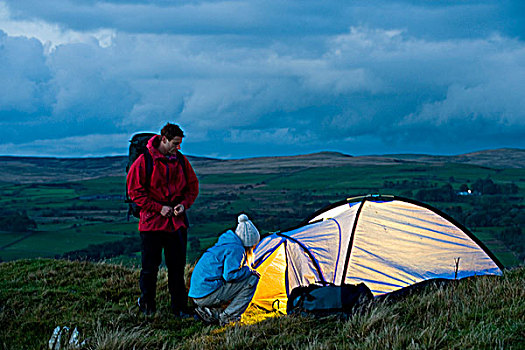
[250,195,503,313]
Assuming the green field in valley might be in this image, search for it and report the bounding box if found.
[0,158,524,267]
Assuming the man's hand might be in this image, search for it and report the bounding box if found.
[173,203,185,216]
[160,205,173,217]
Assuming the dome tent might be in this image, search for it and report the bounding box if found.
[251,195,503,313]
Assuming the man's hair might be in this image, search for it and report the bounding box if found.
[161,123,184,140]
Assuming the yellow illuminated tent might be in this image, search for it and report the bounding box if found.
[251,195,503,313]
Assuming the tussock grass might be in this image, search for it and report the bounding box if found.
[86,325,165,350]
[1,259,523,350]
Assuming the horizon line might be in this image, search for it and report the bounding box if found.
[0,147,523,161]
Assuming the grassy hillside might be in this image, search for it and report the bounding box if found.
[0,259,523,349]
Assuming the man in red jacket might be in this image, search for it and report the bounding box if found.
[127,123,199,317]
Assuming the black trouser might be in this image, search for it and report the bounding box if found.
[139,228,187,313]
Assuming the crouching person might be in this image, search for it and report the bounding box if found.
[189,214,260,325]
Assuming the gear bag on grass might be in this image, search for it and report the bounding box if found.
[287,282,373,317]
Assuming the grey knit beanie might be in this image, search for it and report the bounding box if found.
[235,214,260,247]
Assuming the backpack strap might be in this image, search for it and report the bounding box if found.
[143,149,154,188]
[141,149,186,193]
[175,151,190,227]
[176,150,188,182]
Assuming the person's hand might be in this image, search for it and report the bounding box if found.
[173,203,185,216]
[160,205,173,217]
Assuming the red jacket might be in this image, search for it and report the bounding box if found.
[126,135,199,232]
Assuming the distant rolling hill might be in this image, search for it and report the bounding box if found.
[0,148,523,184]
[380,148,525,169]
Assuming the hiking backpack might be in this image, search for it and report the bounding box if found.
[125,132,188,220]
[125,133,156,219]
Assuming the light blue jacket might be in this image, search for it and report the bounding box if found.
[189,230,253,299]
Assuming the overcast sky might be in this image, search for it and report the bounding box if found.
[0,0,524,158]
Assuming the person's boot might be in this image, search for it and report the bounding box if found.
[171,295,192,319]
[194,306,220,324]
[137,297,156,316]
[219,311,241,326]
[172,306,193,319]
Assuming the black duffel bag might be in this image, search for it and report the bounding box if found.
[287,282,373,317]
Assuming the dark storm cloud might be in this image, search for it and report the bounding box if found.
[4,0,522,39]
[0,0,523,157]
[0,31,53,118]
[0,29,139,146]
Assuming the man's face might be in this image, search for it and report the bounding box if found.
[162,136,182,155]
